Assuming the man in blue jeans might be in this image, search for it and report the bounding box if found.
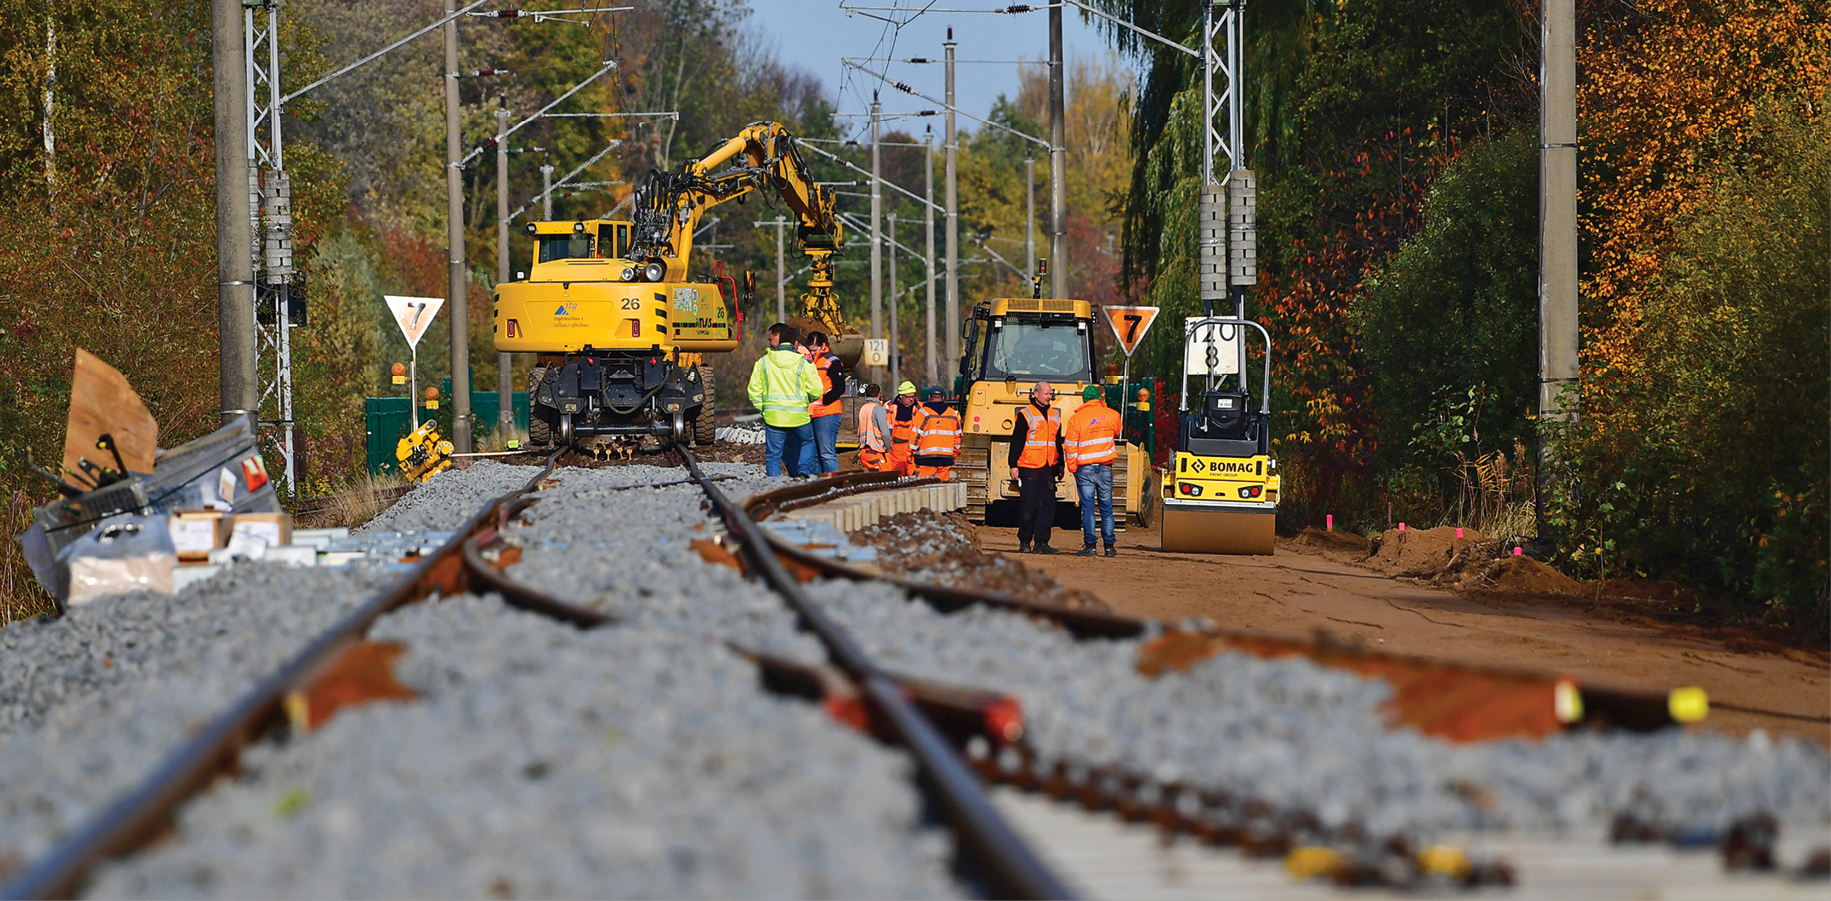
[747,322,822,476]
[1065,384,1122,555]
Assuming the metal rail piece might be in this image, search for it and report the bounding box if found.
[675,448,1076,900]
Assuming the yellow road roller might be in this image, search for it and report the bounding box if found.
[1160,316,1280,554]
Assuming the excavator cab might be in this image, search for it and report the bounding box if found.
[1161,317,1280,555]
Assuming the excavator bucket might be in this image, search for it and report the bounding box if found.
[1159,502,1275,555]
[789,316,864,371]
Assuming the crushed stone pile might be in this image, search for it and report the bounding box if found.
[86,594,960,899]
[851,511,1108,612]
[358,460,543,535]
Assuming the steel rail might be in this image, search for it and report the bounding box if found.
[0,449,569,901]
[673,447,1076,900]
[736,481,1702,726]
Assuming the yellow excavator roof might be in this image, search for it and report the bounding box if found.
[524,219,625,237]
[990,297,1094,319]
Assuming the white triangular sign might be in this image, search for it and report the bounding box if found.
[1102,306,1161,357]
[384,295,445,349]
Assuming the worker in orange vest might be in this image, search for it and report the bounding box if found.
[856,383,891,471]
[804,331,846,475]
[1065,384,1122,556]
[885,380,921,475]
[911,387,961,480]
[1008,381,1064,554]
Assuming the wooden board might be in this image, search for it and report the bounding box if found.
[63,348,158,478]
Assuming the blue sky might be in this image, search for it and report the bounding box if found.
[746,0,1124,140]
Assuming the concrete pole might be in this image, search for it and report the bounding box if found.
[888,214,899,392]
[495,106,512,442]
[43,6,55,204]
[540,163,553,219]
[775,215,787,323]
[943,32,960,366]
[1538,0,1579,531]
[1024,155,1036,278]
[870,100,884,384]
[443,0,471,452]
[925,130,938,387]
[213,0,257,425]
[1048,2,1067,299]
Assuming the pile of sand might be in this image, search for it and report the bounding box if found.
[1361,525,1582,596]
[1368,526,1490,576]
[1484,555,1585,594]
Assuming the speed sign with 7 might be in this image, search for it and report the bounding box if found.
[1102,306,1160,357]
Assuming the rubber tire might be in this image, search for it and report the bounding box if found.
[527,367,554,447]
[692,366,717,445]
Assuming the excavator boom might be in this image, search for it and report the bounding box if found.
[625,122,859,366]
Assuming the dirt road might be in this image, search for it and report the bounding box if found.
[976,522,1830,745]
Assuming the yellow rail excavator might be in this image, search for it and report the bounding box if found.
[493,121,854,449]
[1159,315,1280,554]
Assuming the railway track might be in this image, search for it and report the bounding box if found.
[1,452,1824,898]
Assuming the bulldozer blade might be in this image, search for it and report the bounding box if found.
[1159,503,1275,555]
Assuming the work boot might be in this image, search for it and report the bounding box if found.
[1104,544,1117,557]
[1033,544,1058,555]
[1077,544,1098,557]
[1016,540,1031,554]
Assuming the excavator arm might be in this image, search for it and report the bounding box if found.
[627,121,840,280]
[626,120,858,365]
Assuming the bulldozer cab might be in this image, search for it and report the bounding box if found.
[961,298,1094,389]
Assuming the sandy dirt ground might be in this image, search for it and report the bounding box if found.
[975,521,1830,745]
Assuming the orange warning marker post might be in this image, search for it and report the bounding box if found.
[1101,306,1161,426]
[1102,305,1161,356]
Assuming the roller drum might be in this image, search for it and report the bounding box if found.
[1159,502,1275,555]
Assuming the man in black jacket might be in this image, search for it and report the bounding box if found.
[1007,381,1065,553]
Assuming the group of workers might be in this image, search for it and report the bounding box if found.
[746,322,845,477]
[745,322,1123,555]
[855,381,961,480]
[1007,380,1123,557]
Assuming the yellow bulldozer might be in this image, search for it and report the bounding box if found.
[493,121,855,449]
[952,295,1157,526]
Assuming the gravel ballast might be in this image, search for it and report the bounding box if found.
[358,460,544,534]
[86,594,960,899]
[802,578,1831,845]
[0,564,394,869]
[498,465,823,664]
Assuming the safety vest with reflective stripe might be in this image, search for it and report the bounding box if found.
[857,399,886,452]
[809,352,843,417]
[746,346,820,428]
[914,406,961,459]
[1065,399,1121,467]
[889,402,921,448]
[1015,406,1062,469]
